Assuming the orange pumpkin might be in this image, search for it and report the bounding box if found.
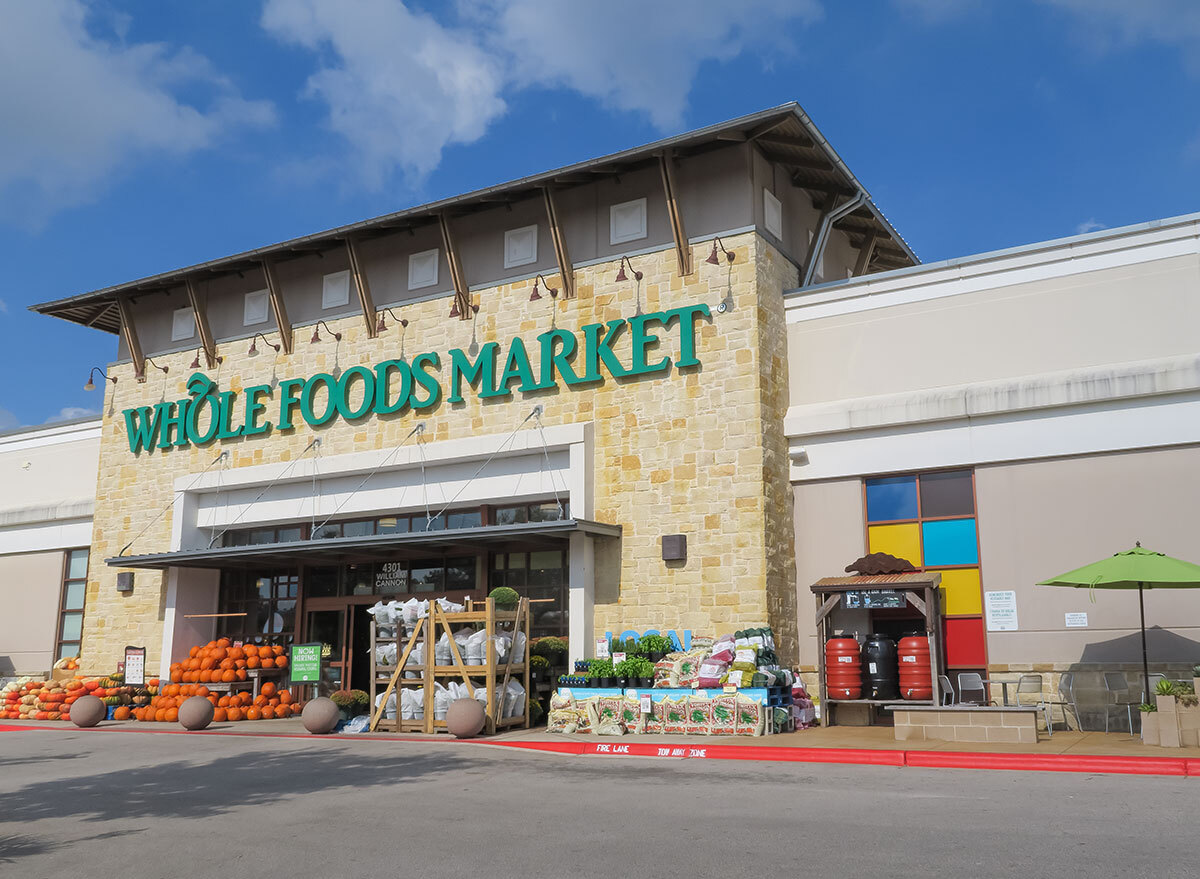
[260,657,275,668]
[226,707,243,721]
[245,706,261,721]
[260,682,276,698]
[260,705,275,719]
[217,637,231,649]
[278,690,294,705]
[273,655,288,669]
[246,656,261,669]
[113,706,131,721]
[236,669,248,681]
[217,695,231,708]
[165,707,179,722]
[213,708,228,722]
[243,644,259,658]
[221,670,236,683]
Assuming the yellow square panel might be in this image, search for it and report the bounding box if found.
[939,567,982,616]
[867,523,922,568]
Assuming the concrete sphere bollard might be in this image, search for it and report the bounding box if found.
[179,695,215,731]
[446,697,486,738]
[302,696,340,734]
[69,694,107,728]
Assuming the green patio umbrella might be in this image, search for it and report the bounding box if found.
[1038,543,1200,702]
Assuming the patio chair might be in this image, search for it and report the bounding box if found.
[1051,672,1081,731]
[938,674,955,705]
[957,672,989,705]
[1012,674,1052,735]
[1102,672,1138,734]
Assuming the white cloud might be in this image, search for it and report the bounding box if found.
[0,1,275,226]
[49,406,100,422]
[891,0,982,22]
[0,408,18,431]
[261,0,822,189]
[1042,0,1200,56]
[1076,218,1106,234]
[0,298,7,313]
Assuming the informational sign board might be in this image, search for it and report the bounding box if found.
[289,642,323,684]
[1065,612,1089,628]
[374,561,407,594]
[640,693,652,714]
[612,652,626,666]
[984,591,1019,632]
[123,646,146,686]
[842,589,906,610]
[595,639,610,659]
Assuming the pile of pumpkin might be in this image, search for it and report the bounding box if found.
[2,674,159,721]
[132,680,300,722]
[168,639,289,684]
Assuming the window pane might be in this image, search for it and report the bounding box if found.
[495,506,526,525]
[256,578,272,600]
[249,529,276,546]
[60,612,83,642]
[507,552,526,570]
[919,470,975,518]
[343,520,375,538]
[277,526,303,543]
[445,557,475,590]
[377,516,409,534]
[503,568,526,589]
[411,561,443,592]
[345,563,373,595]
[375,561,408,594]
[58,643,80,661]
[257,602,275,634]
[922,518,979,567]
[63,580,86,610]
[530,502,565,522]
[446,510,482,530]
[867,523,922,567]
[312,523,342,540]
[865,475,918,522]
[276,599,297,633]
[307,567,341,598]
[491,553,505,570]
[412,515,443,532]
[230,530,250,547]
[67,549,89,580]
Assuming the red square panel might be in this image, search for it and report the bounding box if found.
[944,617,986,667]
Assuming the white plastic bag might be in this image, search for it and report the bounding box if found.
[435,632,453,666]
[404,641,425,678]
[375,642,397,666]
[433,683,452,720]
[400,687,424,719]
[374,690,397,720]
[344,715,371,734]
[465,630,488,665]
[503,680,526,718]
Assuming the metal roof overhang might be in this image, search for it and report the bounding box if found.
[32,102,917,334]
[108,518,621,571]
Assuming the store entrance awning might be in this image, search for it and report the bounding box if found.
[107,518,621,571]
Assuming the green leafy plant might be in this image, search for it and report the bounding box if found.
[530,655,550,671]
[1139,702,1157,713]
[531,636,568,659]
[489,586,520,610]
[615,657,653,679]
[588,658,614,679]
[349,689,370,708]
[1174,680,1195,695]
[1181,695,1199,708]
[528,695,545,724]
[1156,678,1176,696]
[639,634,673,654]
[1193,664,1200,677]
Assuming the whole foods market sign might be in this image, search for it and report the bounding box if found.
[122,302,710,454]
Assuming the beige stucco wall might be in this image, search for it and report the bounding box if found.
[84,231,799,673]
[0,428,99,515]
[787,252,1200,407]
[976,444,1200,668]
[0,550,63,676]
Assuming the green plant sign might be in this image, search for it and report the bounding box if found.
[289,642,322,684]
[121,302,711,454]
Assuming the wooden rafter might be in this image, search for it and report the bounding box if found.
[853,232,879,277]
[345,236,378,338]
[184,278,219,368]
[438,212,470,319]
[260,258,293,354]
[115,296,145,381]
[658,150,692,276]
[541,187,575,299]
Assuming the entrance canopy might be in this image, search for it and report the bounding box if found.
[108,518,620,571]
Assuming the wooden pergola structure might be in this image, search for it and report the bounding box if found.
[810,571,943,727]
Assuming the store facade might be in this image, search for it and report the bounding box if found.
[33,104,916,682]
[785,211,1200,711]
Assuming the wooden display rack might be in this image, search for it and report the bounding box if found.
[369,597,531,735]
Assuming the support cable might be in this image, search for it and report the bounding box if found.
[430,406,542,523]
[312,423,426,534]
[533,406,568,520]
[120,451,228,556]
[206,438,321,548]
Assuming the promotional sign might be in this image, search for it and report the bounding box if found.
[123,646,146,686]
[122,303,711,455]
[289,643,323,684]
[594,639,610,659]
[984,590,1019,632]
[612,652,626,666]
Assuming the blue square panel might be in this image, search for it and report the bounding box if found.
[865,475,918,522]
[922,518,979,567]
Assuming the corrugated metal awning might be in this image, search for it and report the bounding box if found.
[810,572,942,593]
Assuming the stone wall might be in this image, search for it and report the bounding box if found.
[81,231,798,672]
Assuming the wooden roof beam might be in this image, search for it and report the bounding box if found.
[542,187,575,300]
[852,232,878,277]
[116,296,146,381]
[438,213,471,320]
[658,150,692,276]
[345,236,378,339]
[260,257,293,354]
[184,278,220,368]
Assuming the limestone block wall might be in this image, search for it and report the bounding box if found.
[82,231,799,673]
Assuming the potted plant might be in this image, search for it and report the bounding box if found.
[1155,678,1177,713]
[629,656,656,689]
[532,636,568,663]
[530,655,550,683]
[615,657,642,690]
[589,658,615,688]
[489,586,520,611]
[639,634,672,662]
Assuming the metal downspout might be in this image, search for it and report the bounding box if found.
[802,191,867,287]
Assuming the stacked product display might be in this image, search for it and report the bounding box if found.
[2,666,154,721]
[549,628,816,737]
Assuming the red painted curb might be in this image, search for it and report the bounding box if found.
[904,750,1190,777]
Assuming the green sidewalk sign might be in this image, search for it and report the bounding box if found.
[289,643,322,685]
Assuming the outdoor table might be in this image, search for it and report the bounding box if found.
[981,679,1013,706]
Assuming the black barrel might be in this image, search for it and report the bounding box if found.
[862,634,899,700]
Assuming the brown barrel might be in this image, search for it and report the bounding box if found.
[898,634,933,700]
[825,638,862,699]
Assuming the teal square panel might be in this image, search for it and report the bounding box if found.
[922,518,978,566]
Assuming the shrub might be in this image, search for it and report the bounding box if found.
[530,655,550,671]
[639,634,673,654]
[489,586,520,610]
[531,636,568,659]
[1156,678,1176,696]
[330,690,354,709]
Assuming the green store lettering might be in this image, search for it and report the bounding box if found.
[122,303,710,454]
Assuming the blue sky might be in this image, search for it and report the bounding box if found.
[2,0,1198,428]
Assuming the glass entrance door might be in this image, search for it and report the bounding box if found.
[305,608,347,696]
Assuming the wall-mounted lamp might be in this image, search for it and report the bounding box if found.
[705,237,736,265]
[84,367,117,391]
[189,348,223,369]
[376,307,409,334]
[310,320,342,344]
[615,256,643,283]
[248,332,280,356]
[138,357,169,383]
[530,274,558,302]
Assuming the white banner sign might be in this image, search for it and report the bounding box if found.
[984,591,1019,632]
[1065,612,1089,628]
